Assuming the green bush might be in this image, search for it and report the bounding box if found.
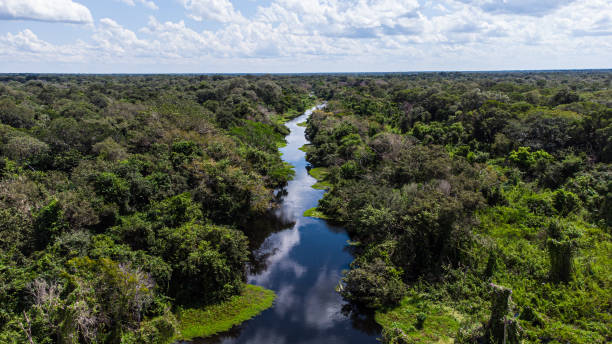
[342,258,405,309]
[124,313,177,344]
[552,189,580,216]
[508,146,553,173]
[33,199,65,249]
[93,172,130,206]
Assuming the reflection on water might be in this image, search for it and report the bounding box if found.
[190,105,380,344]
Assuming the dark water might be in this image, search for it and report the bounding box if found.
[190,105,380,344]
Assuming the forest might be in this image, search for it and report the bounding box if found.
[0,71,610,344]
[304,71,611,343]
[0,74,312,343]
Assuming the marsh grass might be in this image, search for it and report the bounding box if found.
[303,207,329,219]
[308,167,332,189]
[299,144,312,152]
[376,294,462,343]
[175,285,275,341]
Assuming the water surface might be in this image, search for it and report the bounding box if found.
[193,105,380,344]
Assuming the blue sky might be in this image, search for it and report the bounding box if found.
[0,0,610,73]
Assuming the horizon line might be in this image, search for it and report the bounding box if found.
[1,68,611,76]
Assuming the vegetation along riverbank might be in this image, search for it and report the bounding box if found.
[0,71,610,343]
[303,71,611,343]
[0,74,312,343]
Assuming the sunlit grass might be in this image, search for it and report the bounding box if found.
[308,167,332,189]
[299,144,312,152]
[303,207,329,219]
[175,284,275,341]
[375,294,463,344]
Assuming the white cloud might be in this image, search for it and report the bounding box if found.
[1,29,55,53]
[92,18,156,57]
[180,0,244,23]
[0,0,93,24]
[115,0,158,10]
[1,0,611,71]
[458,0,576,16]
[140,16,212,58]
[248,225,305,285]
[0,29,90,63]
[303,267,345,330]
[255,0,421,38]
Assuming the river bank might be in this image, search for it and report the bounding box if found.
[182,104,379,344]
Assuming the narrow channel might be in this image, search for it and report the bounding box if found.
[193,105,380,343]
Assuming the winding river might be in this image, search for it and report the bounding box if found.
[193,105,380,344]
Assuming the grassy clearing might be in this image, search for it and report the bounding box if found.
[304,166,331,218]
[303,207,329,219]
[308,166,328,180]
[308,167,332,189]
[299,144,314,154]
[270,96,317,126]
[477,216,610,342]
[375,294,463,344]
[462,184,612,343]
[271,109,301,125]
[175,284,275,341]
[311,181,332,190]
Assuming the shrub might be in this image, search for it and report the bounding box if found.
[342,258,405,309]
[122,312,177,344]
[508,146,553,173]
[552,189,580,216]
[33,199,65,250]
[92,172,130,206]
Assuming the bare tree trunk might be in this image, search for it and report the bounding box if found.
[19,311,35,344]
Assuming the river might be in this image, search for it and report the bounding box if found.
[191,104,380,344]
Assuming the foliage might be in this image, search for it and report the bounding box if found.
[342,258,406,309]
[0,74,309,342]
[1,71,610,343]
[376,292,463,344]
[304,71,611,343]
[175,285,275,341]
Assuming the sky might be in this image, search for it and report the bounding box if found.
[0,0,610,73]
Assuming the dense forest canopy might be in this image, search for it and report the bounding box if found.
[0,74,313,343]
[0,71,610,344]
[304,71,611,343]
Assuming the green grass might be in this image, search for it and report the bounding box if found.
[303,207,329,219]
[297,121,308,127]
[304,167,331,217]
[308,167,332,189]
[467,184,612,343]
[270,98,317,125]
[175,284,275,341]
[308,167,328,179]
[375,294,463,344]
[271,109,301,125]
[311,181,332,190]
